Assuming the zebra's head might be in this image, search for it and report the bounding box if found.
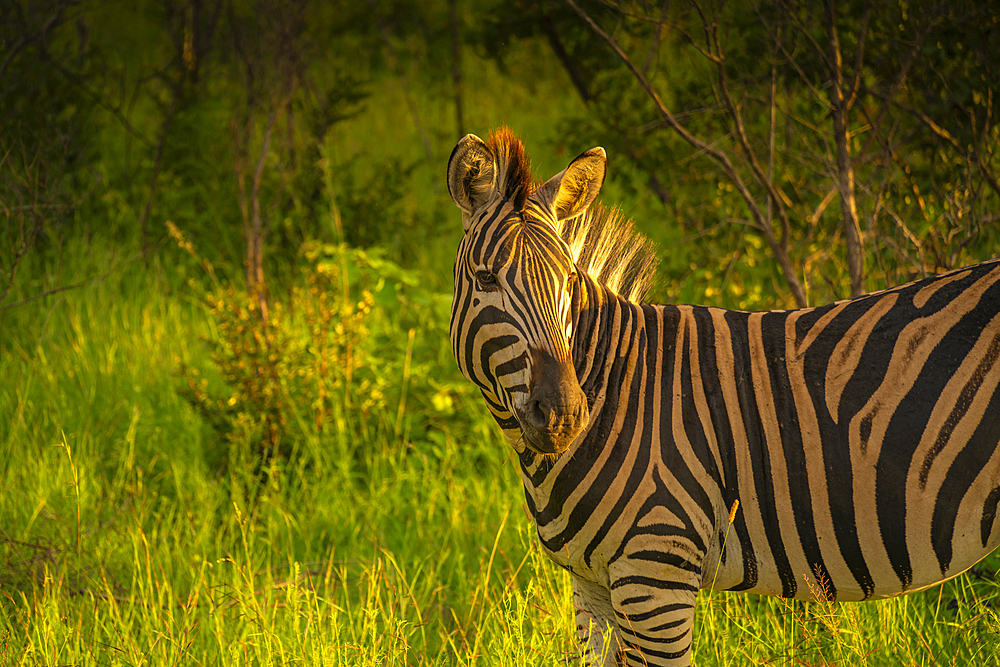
[447,129,606,455]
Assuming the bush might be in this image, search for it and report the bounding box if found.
[176,239,480,478]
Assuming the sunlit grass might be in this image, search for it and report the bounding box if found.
[3,241,1000,666]
[695,556,1000,666]
[0,245,578,666]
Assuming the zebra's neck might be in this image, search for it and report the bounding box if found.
[518,273,652,509]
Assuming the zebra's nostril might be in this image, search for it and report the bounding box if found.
[529,398,548,428]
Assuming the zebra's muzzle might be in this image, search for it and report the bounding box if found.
[516,349,590,454]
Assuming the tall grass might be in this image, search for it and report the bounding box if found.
[0,238,579,666]
[5,13,999,664]
[3,236,999,666]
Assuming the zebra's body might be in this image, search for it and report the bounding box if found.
[447,128,1000,666]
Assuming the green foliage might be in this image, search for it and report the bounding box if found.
[494,0,1000,308]
[0,233,582,666]
[175,236,476,476]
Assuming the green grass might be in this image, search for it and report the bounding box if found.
[0,240,584,666]
[3,238,1000,667]
[696,576,1000,666]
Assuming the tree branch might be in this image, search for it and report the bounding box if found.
[565,0,808,306]
[539,3,592,103]
[883,95,1000,198]
[0,252,142,312]
[707,15,794,249]
[845,0,871,111]
[49,59,155,149]
[0,0,74,83]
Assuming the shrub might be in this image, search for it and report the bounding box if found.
[175,238,479,479]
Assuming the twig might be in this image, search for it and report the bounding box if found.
[565,0,808,306]
[876,95,1000,199]
[845,0,872,110]
[138,94,182,254]
[49,59,154,149]
[0,0,73,83]
[825,0,865,297]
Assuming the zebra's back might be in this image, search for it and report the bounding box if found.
[694,258,1000,600]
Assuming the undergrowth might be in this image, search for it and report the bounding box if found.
[3,234,1000,666]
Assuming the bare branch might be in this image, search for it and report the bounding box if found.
[845,0,871,111]
[808,187,838,225]
[642,0,671,76]
[707,14,795,250]
[783,2,836,76]
[688,0,721,64]
[853,4,941,162]
[565,0,808,306]
[48,59,155,149]
[751,5,832,112]
[878,95,1000,199]
[0,0,73,83]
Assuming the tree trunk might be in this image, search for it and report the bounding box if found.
[540,2,591,103]
[826,0,865,297]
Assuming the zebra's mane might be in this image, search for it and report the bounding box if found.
[557,203,659,304]
[486,128,659,303]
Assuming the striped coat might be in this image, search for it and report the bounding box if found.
[447,128,1000,666]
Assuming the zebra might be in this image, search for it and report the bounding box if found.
[446,127,1000,666]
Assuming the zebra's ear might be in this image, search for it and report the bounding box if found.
[537,147,607,222]
[448,134,497,229]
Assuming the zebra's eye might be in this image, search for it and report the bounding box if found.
[475,270,498,288]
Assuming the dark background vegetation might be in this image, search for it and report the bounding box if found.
[4,0,998,315]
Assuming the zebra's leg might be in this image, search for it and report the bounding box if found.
[572,575,623,666]
[608,570,699,667]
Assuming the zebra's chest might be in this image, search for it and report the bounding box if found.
[526,462,716,590]
[532,511,611,586]
[523,475,621,586]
